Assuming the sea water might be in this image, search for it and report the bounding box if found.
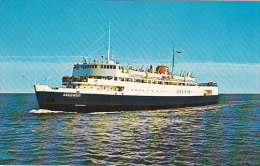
[0,94,259,165]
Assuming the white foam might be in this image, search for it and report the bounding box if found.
[89,111,121,114]
[185,104,228,111]
[29,109,76,114]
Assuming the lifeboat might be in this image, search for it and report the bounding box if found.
[156,66,169,74]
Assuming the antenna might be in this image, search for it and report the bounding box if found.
[101,55,104,63]
[107,22,111,62]
[172,47,174,74]
[83,57,87,63]
[172,46,181,74]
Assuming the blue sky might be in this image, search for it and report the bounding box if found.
[0,1,259,93]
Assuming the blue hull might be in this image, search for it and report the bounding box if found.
[35,91,218,112]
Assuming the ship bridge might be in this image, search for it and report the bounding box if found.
[72,60,127,77]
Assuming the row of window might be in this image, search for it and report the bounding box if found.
[74,65,120,70]
[101,65,118,69]
[177,90,191,94]
[82,65,97,69]
[77,85,200,94]
[127,89,198,93]
[113,77,195,86]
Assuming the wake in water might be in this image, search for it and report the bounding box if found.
[89,111,122,114]
[29,109,76,114]
[181,104,229,111]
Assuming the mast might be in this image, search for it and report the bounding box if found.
[172,46,181,74]
[172,47,175,74]
[107,22,111,62]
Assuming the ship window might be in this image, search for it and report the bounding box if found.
[95,65,97,68]
[101,65,103,68]
[114,77,117,81]
[113,65,116,69]
[119,66,121,70]
[87,65,89,69]
[110,65,113,69]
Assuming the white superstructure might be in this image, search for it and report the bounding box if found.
[35,58,218,97]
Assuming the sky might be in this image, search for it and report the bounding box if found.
[0,1,259,93]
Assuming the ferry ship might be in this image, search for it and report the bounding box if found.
[34,27,218,112]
